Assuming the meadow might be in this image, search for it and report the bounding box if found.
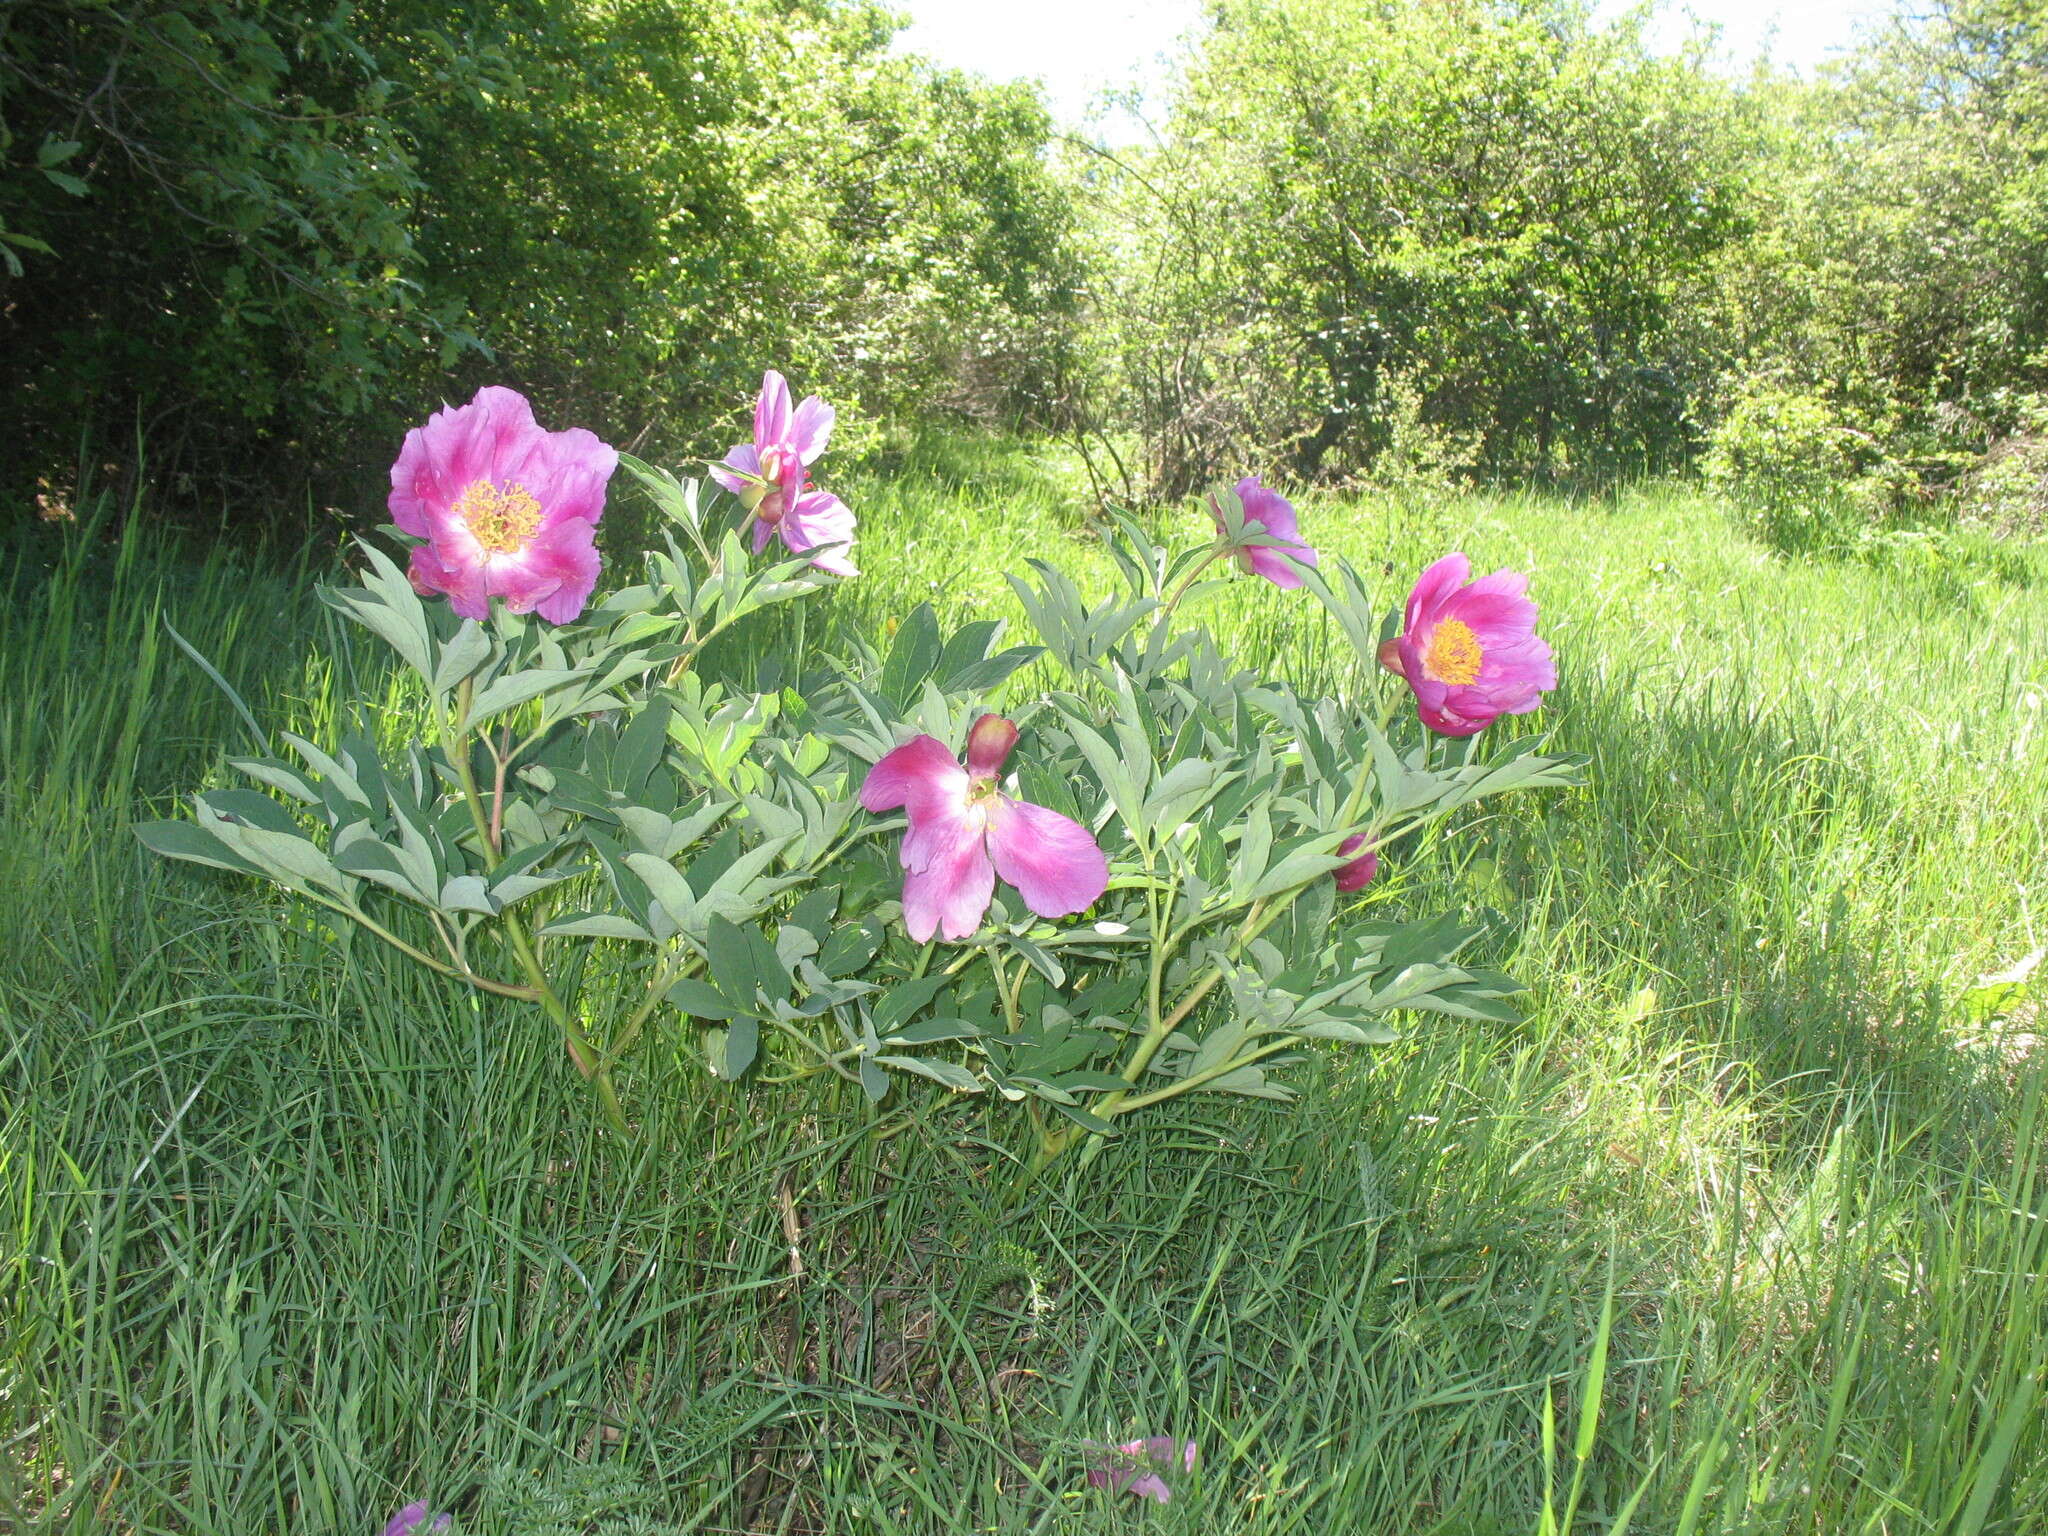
[3,436,2045,1535]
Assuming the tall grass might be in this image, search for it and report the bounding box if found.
[2,449,2043,1534]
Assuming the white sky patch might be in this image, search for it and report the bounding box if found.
[890,0,1902,138]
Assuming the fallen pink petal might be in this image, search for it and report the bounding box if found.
[389,385,616,624]
[712,369,856,574]
[860,714,1108,942]
[1085,1436,1199,1503]
[1383,552,1556,736]
[382,1501,451,1536]
[1211,475,1318,589]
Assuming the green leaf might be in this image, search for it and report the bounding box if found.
[669,977,741,1020]
[164,619,266,753]
[876,1055,982,1093]
[705,915,758,1001]
[871,973,951,1032]
[708,1017,759,1079]
[878,602,942,705]
[136,820,259,877]
[882,1016,983,1045]
[466,666,594,729]
[432,620,494,693]
[858,1056,890,1102]
[540,913,654,942]
[818,918,883,977]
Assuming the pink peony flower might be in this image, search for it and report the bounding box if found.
[389,386,617,625]
[1379,552,1556,736]
[382,1501,451,1536]
[1086,1436,1198,1504]
[1334,833,1378,893]
[859,715,1108,942]
[710,370,857,576]
[1210,476,1318,589]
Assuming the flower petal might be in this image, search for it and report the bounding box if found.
[779,489,857,575]
[753,370,792,447]
[408,541,489,621]
[1403,552,1472,632]
[388,386,541,536]
[986,797,1108,920]
[509,517,602,624]
[710,442,762,495]
[860,736,970,818]
[900,811,996,942]
[789,394,836,463]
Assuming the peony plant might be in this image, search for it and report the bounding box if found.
[142,376,1575,1168]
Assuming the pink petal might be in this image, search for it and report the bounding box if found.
[986,797,1108,920]
[753,371,792,447]
[779,490,857,575]
[388,386,540,536]
[1404,552,1473,633]
[507,518,602,624]
[407,541,489,621]
[710,442,761,495]
[1236,476,1299,543]
[1334,834,1378,893]
[861,736,969,817]
[1239,543,1313,589]
[525,427,617,529]
[900,810,996,942]
[1125,1473,1173,1503]
[789,394,835,463]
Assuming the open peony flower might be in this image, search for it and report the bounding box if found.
[1334,833,1379,893]
[1379,552,1556,736]
[1210,476,1318,589]
[859,715,1108,943]
[710,370,857,576]
[1086,1436,1198,1504]
[382,1501,451,1536]
[389,386,616,624]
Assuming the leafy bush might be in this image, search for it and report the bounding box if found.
[1703,380,1877,555]
[0,0,1081,518]
[141,381,1574,1171]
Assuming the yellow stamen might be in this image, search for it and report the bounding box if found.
[1422,618,1483,686]
[454,480,543,554]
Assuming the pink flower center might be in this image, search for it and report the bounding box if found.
[755,487,786,525]
[1422,618,1483,686]
[454,479,543,554]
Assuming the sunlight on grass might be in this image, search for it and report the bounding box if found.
[2,447,2043,1534]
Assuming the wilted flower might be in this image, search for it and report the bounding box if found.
[1334,833,1378,893]
[1085,1436,1198,1504]
[859,715,1108,942]
[1379,552,1556,736]
[1210,476,1318,589]
[389,386,616,624]
[710,370,857,576]
[382,1501,451,1536]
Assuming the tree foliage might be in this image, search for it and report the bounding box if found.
[1076,0,1754,492]
[0,0,1081,513]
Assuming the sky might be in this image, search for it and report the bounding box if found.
[889,1,1900,132]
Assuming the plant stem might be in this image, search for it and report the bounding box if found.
[446,677,630,1135]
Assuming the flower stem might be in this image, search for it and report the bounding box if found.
[446,677,630,1136]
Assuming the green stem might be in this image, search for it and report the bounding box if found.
[1155,547,1227,626]
[1105,1038,1299,1116]
[446,677,630,1136]
[316,897,540,1000]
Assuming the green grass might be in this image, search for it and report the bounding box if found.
[3,444,2045,1534]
